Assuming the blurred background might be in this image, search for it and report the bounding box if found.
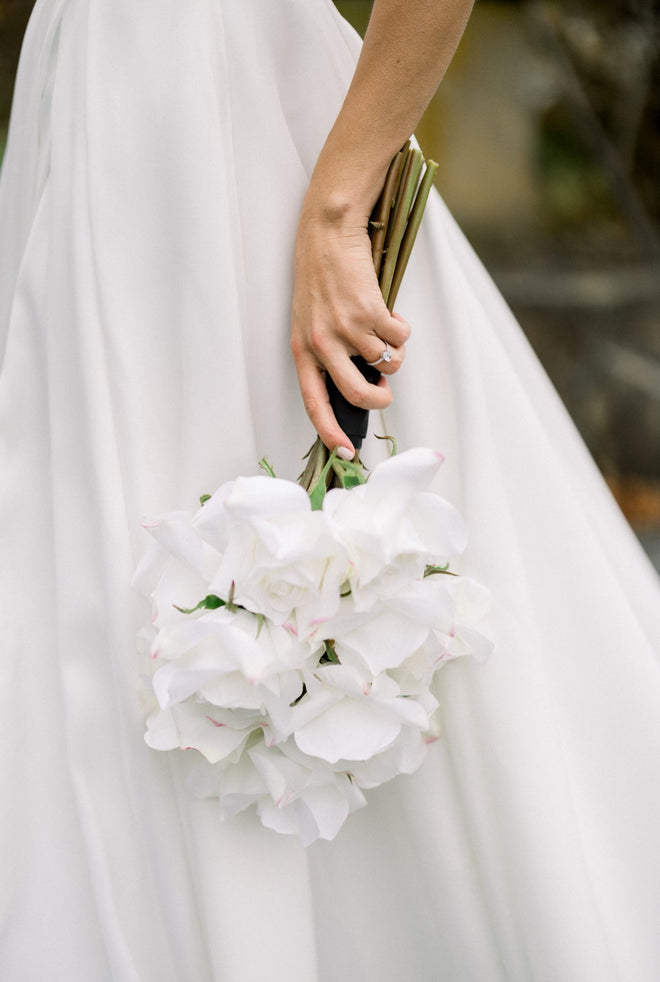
[1,0,659,565]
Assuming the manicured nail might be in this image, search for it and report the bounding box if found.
[336,446,354,461]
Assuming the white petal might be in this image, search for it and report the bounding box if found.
[312,663,369,698]
[150,562,214,630]
[248,743,309,804]
[294,700,401,763]
[144,707,180,751]
[225,475,311,521]
[257,797,305,838]
[172,706,252,764]
[215,754,268,818]
[378,694,431,730]
[294,783,352,844]
[348,728,428,788]
[140,510,207,575]
[390,578,456,631]
[366,447,444,495]
[131,540,170,597]
[409,491,468,558]
[334,610,429,675]
[198,672,265,710]
[447,624,495,663]
[152,658,224,708]
[191,481,236,552]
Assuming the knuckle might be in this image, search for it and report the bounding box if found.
[290,334,305,359]
[345,383,368,409]
[308,322,328,355]
[360,297,383,325]
[399,321,412,343]
[301,390,322,418]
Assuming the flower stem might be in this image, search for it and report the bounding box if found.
[371,143,409,276]
[379,148,424,305]
[387,159,438,310]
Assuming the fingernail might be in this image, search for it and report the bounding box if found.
[336,446,354,461]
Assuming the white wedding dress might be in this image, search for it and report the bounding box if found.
[2,1,660,979]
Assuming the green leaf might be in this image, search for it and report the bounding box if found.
[423,563,457,578]
[331,457,367,489]
[320,640,340,664]
[308,479,327,511]
[174,594,225,615]
[309,448,339,510]
[199,494,211,506]
[258,457,276,478]
[298,436,329,494]
[375,434,397,456]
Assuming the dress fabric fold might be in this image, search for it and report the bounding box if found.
[1,1,660,979]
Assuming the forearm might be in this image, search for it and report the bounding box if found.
[310,0,474,217]
[292,0,474,451]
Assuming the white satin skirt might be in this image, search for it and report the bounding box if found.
[1,1,660,979]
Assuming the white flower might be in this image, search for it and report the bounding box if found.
[149,607,315,744]
[311,601,427,676]
[194,476,349,634]
[193,476,313,553]
[144,701,256,764]
[188,738,367,846]
[292,664,432,764]
[134,446,493,845]
[323,448,467,610]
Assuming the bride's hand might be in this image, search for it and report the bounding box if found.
[290,194,411,455]
[289,0,474,454]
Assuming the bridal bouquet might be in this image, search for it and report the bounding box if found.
[135,146,492,844]
[135,447,492,845]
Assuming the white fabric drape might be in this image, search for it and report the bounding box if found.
[1,2,660,979]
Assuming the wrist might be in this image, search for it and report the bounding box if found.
[304,145,397,229]
[300,185,370,231]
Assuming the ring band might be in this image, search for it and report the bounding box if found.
[366,342,393,368]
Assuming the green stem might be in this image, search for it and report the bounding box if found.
[298,435,330,493]
[371,143,408,276]
[258,456,277,478]
[383,147,413,256]
[379,148,424,305]
[387,159,438,310]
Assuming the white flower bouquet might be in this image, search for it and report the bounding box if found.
[135,447,492,845]
[134,146,492,844]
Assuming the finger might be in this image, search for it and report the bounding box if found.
[322,347,394,412]
[345,310,411,370]
[295,351,355,454]
[325,296,411,352]
[359,310,411,372]
[390,311,412,344]
[360,338,406,375]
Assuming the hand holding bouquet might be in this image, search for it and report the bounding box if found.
[135,147,493,845]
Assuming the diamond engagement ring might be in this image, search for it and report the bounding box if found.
[366,342,393,368]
